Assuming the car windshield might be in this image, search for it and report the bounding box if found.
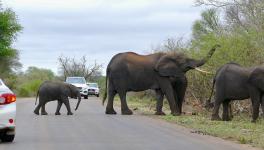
[66,77,86,84]
[88,83,98,88]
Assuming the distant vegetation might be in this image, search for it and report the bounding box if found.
[132,0,264,114]
[15,67,55,97]
[1,0,264,109]
[58,55,102,81]
[12,56,103,97]
[187,0,264,114]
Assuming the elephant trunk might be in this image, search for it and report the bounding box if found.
[75,96,81,111]
[195,44,220,67]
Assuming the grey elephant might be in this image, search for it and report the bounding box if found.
[34,81,82,115]
[154,76,187,115]
[207,62,264,122]
[103,45,220,115]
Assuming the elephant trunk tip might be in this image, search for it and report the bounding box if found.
[75,97,81,111]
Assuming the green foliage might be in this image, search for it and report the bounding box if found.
[25,66,55,81]
[17,79,42,97]
[15,67,55,97]
[0,8,22,56]
[192,8,220,40]
[185,2,264,106]
[118,96,264,148]
[95,76,105,97]
[161,114,264,148]
[0,3,22,78]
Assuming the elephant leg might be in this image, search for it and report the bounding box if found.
[159,78,177,115]
[63,97,73,115]
[34,103,41,115]
[105,86,117,115]
[34,97,45,115]
[41,102,48,115]
[173,77,187,114]
[211,90,223,121]
[55,101,63,115]
[211,101,221,120]
[118,91,132,115]
[155,89,166,115]
[251,99,260,123]
[229,102,234,119]
[249,87,261,123]
[261,96,264,117]
[222,100,231,121]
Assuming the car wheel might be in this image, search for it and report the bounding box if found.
[1,133,15,142]
[96,94,99,97]
[84,95,88,99]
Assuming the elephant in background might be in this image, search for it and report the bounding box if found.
[34,81,82,115]
[206,63,264,122]
[103,45,220,115]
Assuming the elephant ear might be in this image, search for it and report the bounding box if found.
[67,84,76,97]
[155,55,183,77]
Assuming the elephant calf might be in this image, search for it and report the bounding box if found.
[207,63,264,122]
[34,81,82,115]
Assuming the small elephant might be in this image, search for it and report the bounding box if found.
[103,45,220,115]
[207,62,264,122]
[34,81,82,115]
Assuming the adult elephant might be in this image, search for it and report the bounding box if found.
[154,76,187,115]
[207,63,264,122]
[34,81,82,115]
[103,45,220,115]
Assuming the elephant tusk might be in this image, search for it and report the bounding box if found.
[194,67,212,74]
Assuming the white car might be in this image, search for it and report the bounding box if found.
[66,77,89,99]
[0,79,16,142]
[87,83,100,97]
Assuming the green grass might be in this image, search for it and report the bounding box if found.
[113,96,264,149]
[161,114,264,148]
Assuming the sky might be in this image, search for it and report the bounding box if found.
[2,0,203,75]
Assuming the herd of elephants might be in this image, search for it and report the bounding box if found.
[34,44,264,123]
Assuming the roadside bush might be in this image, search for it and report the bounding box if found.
[16,79,42,97]
[15,67,55,97]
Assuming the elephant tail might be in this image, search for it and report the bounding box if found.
[205,77,215,109]
[102,68,109,105]
[35,89,39,105]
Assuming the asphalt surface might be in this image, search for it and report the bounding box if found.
[0,97,258,150]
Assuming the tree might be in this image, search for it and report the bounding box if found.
[186,0,264,112]
[58,55,103,81]
[25,66,55,81]
[16,66,55,97]
[0,2,22,77]
[192,8,221,40]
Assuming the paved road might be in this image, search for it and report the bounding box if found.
[0,97,257,150]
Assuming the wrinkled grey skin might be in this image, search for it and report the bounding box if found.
[154,76,187,115]
[103,45,220,115]
[34,81,82,115]
[206,63,264,122]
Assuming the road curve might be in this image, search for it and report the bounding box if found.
[0,97,257,150]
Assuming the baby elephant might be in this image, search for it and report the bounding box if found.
[34,81,82,115]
